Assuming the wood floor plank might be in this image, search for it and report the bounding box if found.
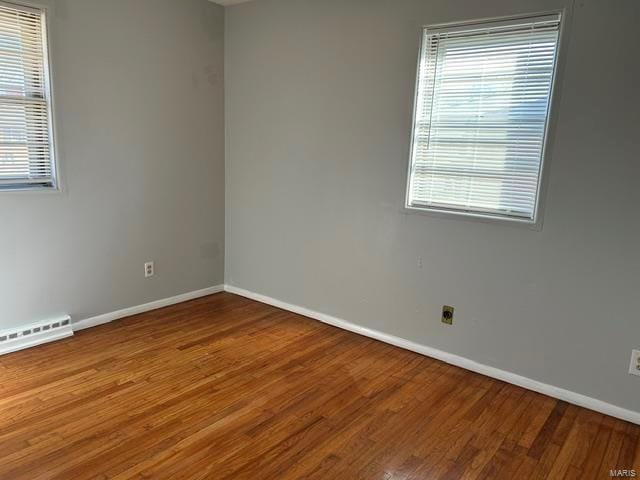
[0,292,637,479]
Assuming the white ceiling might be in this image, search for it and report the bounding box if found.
[209,0,254,5]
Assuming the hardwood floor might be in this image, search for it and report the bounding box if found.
[0,293,638,479]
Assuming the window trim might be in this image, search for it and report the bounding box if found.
[403,10,568,229]
[0,0,60,193]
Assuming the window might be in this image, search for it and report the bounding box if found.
[406,14,561,222]
[0,1,55,190]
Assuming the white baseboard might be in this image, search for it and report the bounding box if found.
[73,285,225,332]
[224,284,640,426]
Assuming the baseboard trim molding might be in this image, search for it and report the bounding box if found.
[224,284,640,426]
[73,285,225,332]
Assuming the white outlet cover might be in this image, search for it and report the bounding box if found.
[629,350,640,377]
[144,262,154,278]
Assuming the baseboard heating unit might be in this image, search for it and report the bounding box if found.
[0,315,73,356]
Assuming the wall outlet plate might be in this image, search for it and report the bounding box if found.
[442,306,454,325]
[144,261,155,278]
[629,350,640,377]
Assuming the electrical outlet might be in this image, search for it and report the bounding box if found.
[629,350,640,377]
[144,261,154,278]
[442,306,454,325]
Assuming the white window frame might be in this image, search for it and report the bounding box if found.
[0,0,58,192]
[404,12,566,227]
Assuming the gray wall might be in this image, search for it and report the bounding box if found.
[225,0,640,413]
[0,0,225,329]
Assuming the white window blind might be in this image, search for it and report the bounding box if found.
[407,14,561,221]
[0,2,55,190]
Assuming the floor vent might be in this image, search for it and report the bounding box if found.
[0,316,73,356]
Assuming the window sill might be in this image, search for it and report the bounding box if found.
[0,184,60,194]
[401,204,543,231]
